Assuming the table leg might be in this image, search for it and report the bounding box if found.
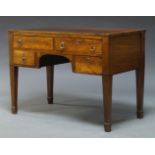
[102,75,113,132]
[10,65,18,114]
[46,66,54,104]
[136,67,145,118]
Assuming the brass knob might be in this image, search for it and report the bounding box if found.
[76,40,81,45]
[22,56,26,63]
[90,46,96,52]
[17,39,23,47]
[86,57,92,64]
[60,41,65,50]
[86,57,91,60]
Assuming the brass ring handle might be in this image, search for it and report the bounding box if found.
[60,41,65,50]
[90,46,96,52]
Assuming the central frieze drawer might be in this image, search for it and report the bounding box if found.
[14,36,53,50]
[55,38,102,55]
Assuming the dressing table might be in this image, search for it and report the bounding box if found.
[9,28,145,132]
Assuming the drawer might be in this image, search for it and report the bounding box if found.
[55,38,102,55]
[74,56,103,74]
[13,50,36,66]
[14,36,53,50]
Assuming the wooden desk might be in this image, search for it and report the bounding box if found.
[9,28,145,132]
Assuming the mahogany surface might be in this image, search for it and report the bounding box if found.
[9,28,145,132]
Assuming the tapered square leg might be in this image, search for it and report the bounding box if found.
[46,66,54,104]
[136,67,145,119]
[10,65,19,114]
[102,75,113,132]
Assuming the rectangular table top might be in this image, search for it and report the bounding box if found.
[9,28,145,36]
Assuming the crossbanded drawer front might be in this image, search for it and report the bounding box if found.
[13,50,35,66]
[13,36,53,50]
[74,56,103,74]
[55,38,102,55]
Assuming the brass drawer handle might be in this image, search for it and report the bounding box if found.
[21,56,26,63]
[17,39,23,47]
[60,41,65,50]
[86,57,92,64]
[76,40,81,45]
[90,46,96,52]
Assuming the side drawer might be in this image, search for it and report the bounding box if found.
[55,38,102,55]
[14,36,53,50]
[74,56,103,75]
[13,50,36,67]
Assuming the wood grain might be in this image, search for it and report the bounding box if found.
[14,36,53,50]
[103,75,113,132]
[55,38,102,55]
[46,66,54,104]
[110,33,141,74]
[13,50,36,66]
[9,28,145,132]
[10,66,18,114]
[136,32,145,118]
[74,56,103,75]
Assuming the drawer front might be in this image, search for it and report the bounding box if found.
[55,38,102,55]
[13,50,35,66]
[74,56,103,74]
[14,36,53,50]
